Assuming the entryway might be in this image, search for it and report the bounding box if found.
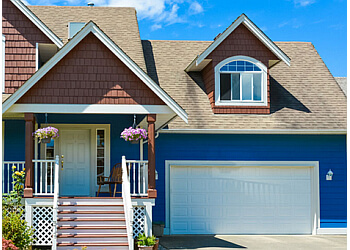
[59,129,90,196]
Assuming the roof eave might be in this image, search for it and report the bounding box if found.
[187,14,290,72]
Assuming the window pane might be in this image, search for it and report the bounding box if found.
[97,167,104,176]
[242,74,252,100]
[253,74,262,101]
[97,149,104,157]
[231,73,240,100]
[97,158,104,167]
[96,130,105,184]
[220,74,231,100]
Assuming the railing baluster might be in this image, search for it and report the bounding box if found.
[138,162,141,194]
[45,162,48,194]
[143,162,146,195]
[132,163,136,195]
[39,162,43,195]
[35,161,38,195]
[9,163,11,192]
[2,162,4,194]
[50,162,53,193]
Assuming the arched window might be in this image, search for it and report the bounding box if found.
[215,56,267,106]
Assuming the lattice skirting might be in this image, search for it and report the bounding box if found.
[32,206,53,245]
[4,206,25,220]
[133,206,146,238]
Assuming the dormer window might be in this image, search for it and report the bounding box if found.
[215,56,267,106]
[68,22,86,39]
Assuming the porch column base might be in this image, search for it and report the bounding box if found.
[23,188,33,198]
[147,189,157,198]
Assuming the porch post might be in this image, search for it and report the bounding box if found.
[147,114,157,198]
[24,113,35,198]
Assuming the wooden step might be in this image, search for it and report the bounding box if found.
[57,242,128,246]
[58,226,127,230]
[59,197,122,199]
[58,204,123,206]
[58,211,124,214]
[57,234,127,238]
[57,218,125,222]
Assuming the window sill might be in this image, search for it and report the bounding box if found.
[215,101,267,107]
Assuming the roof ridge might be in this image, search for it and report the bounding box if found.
[28,5,136,9]
[144,39,212,43]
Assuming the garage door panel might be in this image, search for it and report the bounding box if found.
[170,165,312,234]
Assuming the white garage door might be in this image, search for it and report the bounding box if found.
[170,165,312,234]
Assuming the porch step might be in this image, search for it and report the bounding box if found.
[57,243,129,250]
[57,198,129,250]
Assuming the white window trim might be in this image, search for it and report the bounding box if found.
[35,43,39,71]
[2,35,5,93]
[214,56,268,106]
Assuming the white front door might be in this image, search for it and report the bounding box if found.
[60,130,90,196]
[170,165,313,234]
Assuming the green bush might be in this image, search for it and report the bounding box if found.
[137,233,156,246]
[2,166,34,249]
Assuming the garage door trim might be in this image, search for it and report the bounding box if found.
[165,160,320,235]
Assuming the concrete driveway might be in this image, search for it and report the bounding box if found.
[159,235,347,250]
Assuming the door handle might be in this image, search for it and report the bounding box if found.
[61,155,64,170]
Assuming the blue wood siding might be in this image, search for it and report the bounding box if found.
[4,120,25,161]
[154,134,346,228]
[3,119,346,229]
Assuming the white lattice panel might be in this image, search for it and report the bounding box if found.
[4,206,25,220]
[33,206,53,245]
[133,206,145,238]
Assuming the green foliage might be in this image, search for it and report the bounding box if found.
[2,210,35,249]
[137,233,156,246]
[2,166,34,249]
[3,166,25,212]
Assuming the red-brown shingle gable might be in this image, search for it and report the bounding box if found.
[2,0,54,94]
[202,24,279,114]
[17,33,165,105]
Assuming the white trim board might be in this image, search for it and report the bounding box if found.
[316,228,347,235]
[8,104,174,114]
[2,21,188,124]
[164,160,320,235]
[10,0,63,48]
[159,129,347,135]
[185,14,290,72]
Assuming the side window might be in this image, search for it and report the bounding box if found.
[96,129,105,183]
[36,43,59,70]
[215,56,267,106]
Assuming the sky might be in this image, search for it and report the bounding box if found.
[25,0,347,77]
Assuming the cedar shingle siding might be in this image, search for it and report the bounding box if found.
[2,0,53,94]
[202,24,278,114]
[17,33,165,105]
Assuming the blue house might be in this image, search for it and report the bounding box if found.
[2,0,346,249]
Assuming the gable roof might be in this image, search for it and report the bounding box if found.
[186,14,291,72]
[9,0,63,48]
[28,5,146,71]
[3,21,188,123]
[143,40,346,132]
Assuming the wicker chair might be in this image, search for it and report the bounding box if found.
[97,163,122,197]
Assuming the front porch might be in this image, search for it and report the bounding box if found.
[3,113,162,249]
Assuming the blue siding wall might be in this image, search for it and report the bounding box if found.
[4,120,25,161]
[153,134,346,228]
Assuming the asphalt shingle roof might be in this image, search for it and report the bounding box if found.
[335,77,347,96]
[142,40,346,130]
[28,5,146,71]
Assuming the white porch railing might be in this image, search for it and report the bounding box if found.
[126,160,148,196]
[52,155,60,250]
[122,156,134,250]
[2,161,25,194]
[33,159,56,195]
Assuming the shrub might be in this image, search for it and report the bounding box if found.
[2,209,35,249]
[2,166,35,249]
[137,233,156,246]
[2,238,19,250]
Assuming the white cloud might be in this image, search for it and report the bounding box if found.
[293,0,316,7]
[189,1,203,15]
[151,24,162,31]
[108,0,166,19]
[278,19,303,29]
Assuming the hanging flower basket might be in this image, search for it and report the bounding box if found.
[120,127,147,144]
[33,126,59,143]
